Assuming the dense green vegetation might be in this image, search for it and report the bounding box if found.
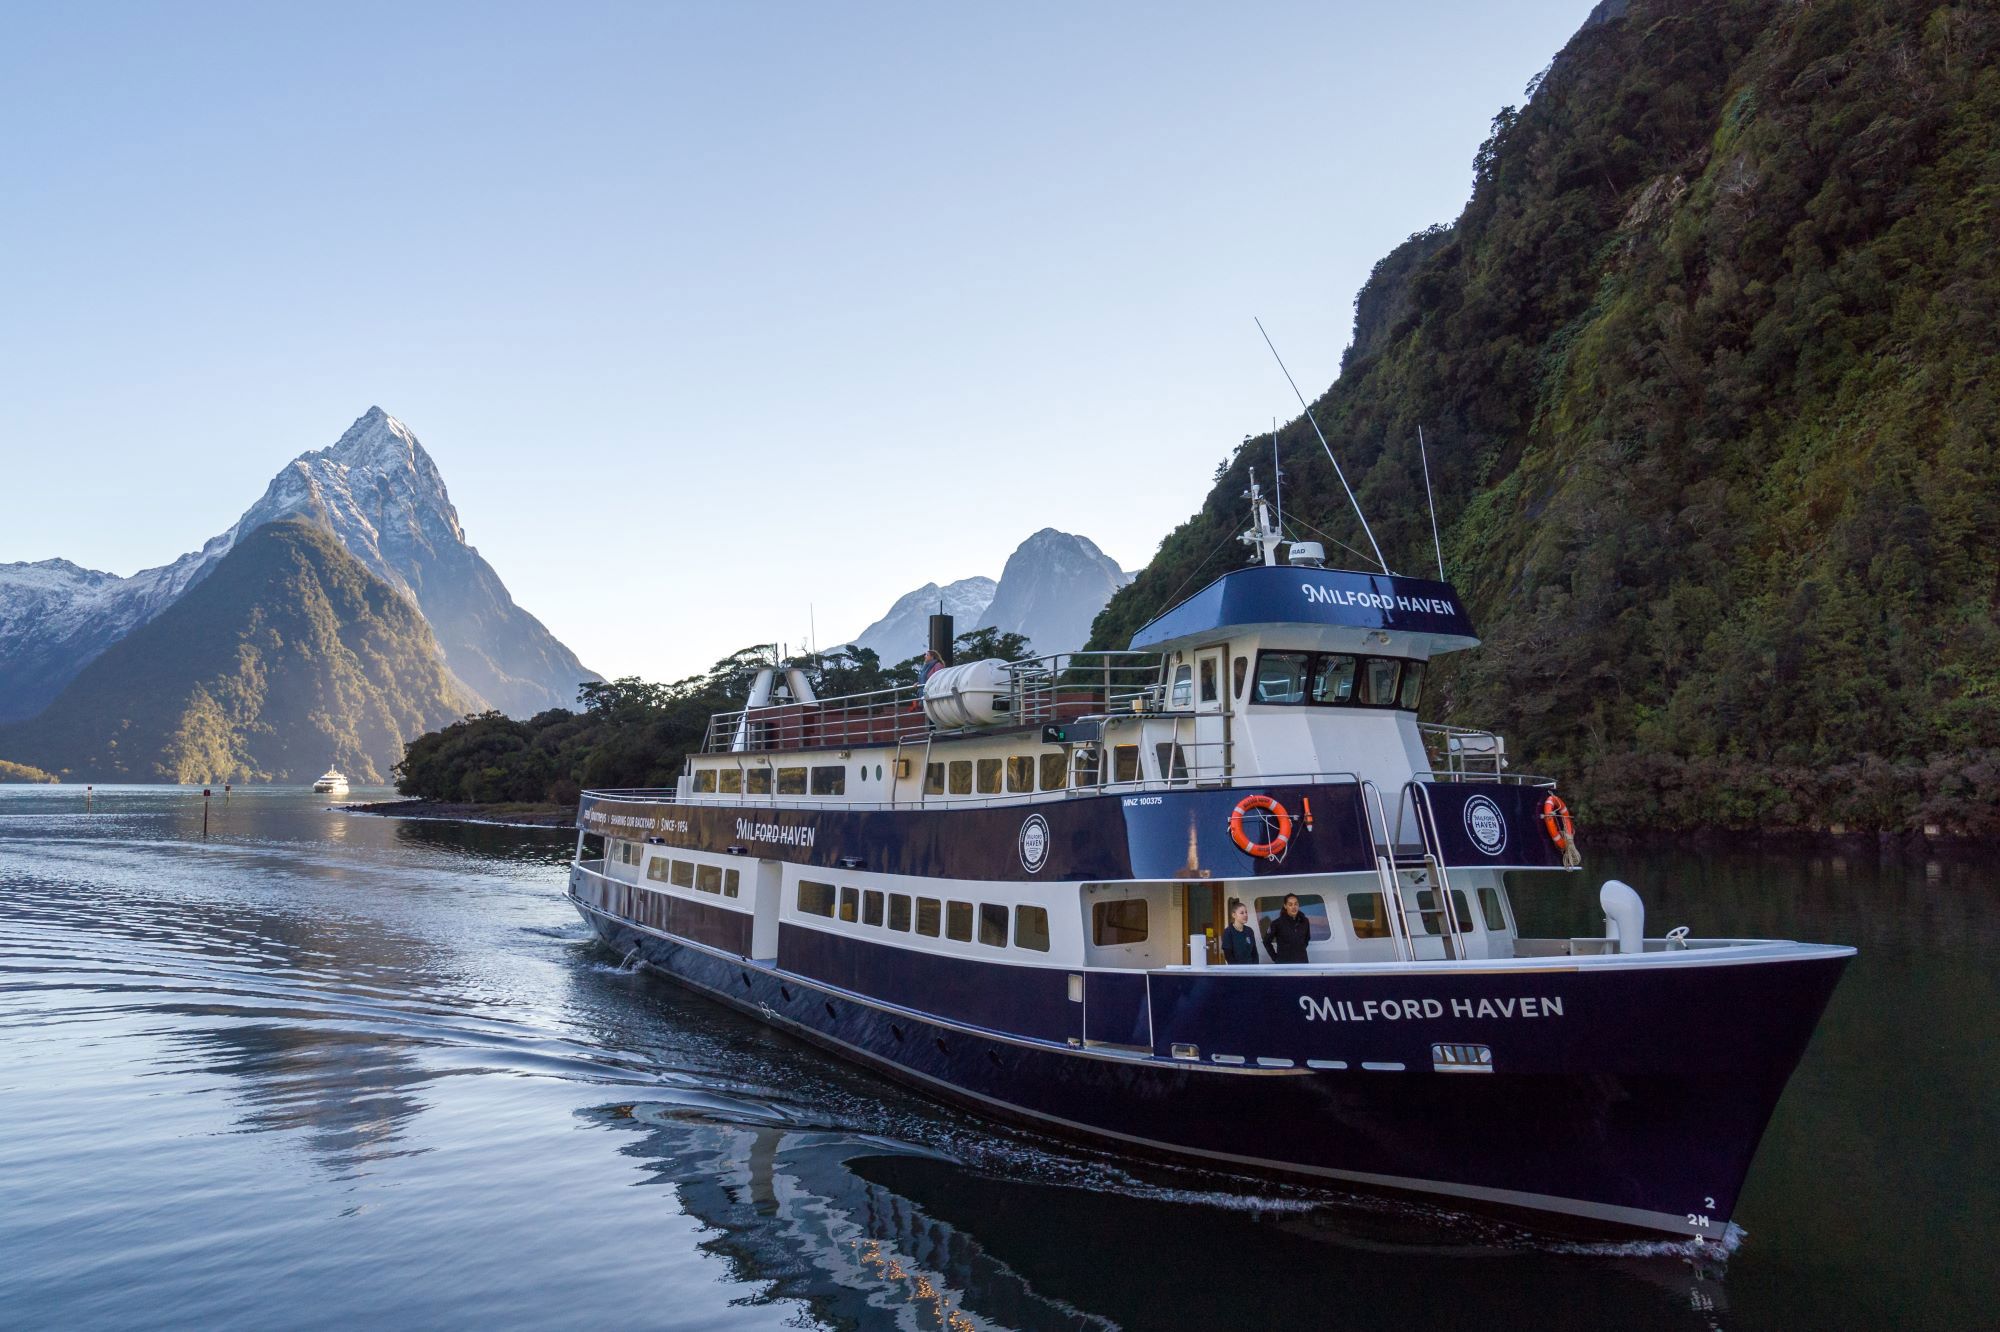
[394,629,1033,804]
[1091,0,2000,835]
[0,758,56,783]
[0,521,475,783]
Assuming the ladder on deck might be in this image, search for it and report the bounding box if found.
[1359,780,1470,962]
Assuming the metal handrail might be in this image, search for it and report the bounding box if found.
[1359,780,1417,963]
[700,650,1166,756]
[582,768,1372,813]
[1404,780,1469,961]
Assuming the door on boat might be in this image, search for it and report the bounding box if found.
[1191,647,1229,780]
[1181,883,1225,965]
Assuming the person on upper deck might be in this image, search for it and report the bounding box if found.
[1265,894,1312,963]
[1221,899,1260,965]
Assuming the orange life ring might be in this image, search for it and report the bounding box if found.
[1541,794,1575,851]
[1229,794,1293,859]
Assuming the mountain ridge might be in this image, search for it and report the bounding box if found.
[0,408,595,722]
[0,520,476,783]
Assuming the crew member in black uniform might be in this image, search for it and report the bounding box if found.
[1265,893,1312,963]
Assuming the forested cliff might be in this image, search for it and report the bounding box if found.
[1092,0,2000,834]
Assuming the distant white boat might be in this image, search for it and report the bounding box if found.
[312,769,349,794]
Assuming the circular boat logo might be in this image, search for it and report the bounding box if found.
[1463,795,1507,856]
[1018,814,1051,873]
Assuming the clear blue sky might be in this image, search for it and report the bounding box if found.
[1,2,1590,681]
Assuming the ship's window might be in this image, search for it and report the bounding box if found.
[977,902,1008,947]
[1092,899,1148,946]
[695,863,720,893]
[1015,905,1050,952]
[1006,756,1035,793]
[876,765,883,781]
[718,769,743,794]
[916,897,942,937]
[1310,654,1357,704]
[948,761,973,795]
[1112,745,1139,784]
[724,868,740,899]
[776,766,807,795]
[1039,753,1067,790]
[671,860,695,888]
[946,901,974,942]
[888,894,912,931]
[924,763,945,795]
[863,889,884,927]
[1414,889,1474,934]
[839,887,860,923]
[746,767,772,795]
[1233,656,1248,698]
[1199,657,1218,703]
[975,758,1002,794]
[798,881,836,917]
[1346,892,1391,939]
[614,841,639,866]
[810,765,846,795]
[646,858,670,883]
[1478,887,1509,932]
[1253,652,1311,704]
[1154,742,1188,782]
[1074,747,1100,787]
[1169,664,1193,709]
[1399,661,1427,711]
[1361,658,1402,706]
[693,769,717,793]
[1254,894,1332,942]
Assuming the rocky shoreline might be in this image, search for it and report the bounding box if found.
[339,798,576,829]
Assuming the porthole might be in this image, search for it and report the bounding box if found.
[875,765,883,781]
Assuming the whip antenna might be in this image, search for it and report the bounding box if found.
[1418,424,1444,580]
[1254,317,1389,574]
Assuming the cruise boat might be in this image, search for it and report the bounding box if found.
[566,483,1853,1240]
[312,768,350,794]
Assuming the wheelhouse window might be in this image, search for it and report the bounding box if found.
[1039,753,1067,791]
[1092,899,1148,945]
[946,901,974,942]
[1015,905,1050,952]
[776,767,807,795]
[978,903,1008,948]
[1253,652,1310,704]
[692,769,717,793]
[1199,657,1218,704]
[1006,756,1035,793]
[1253,651,1425,711]
[810,765,845,795]
[798,881,836,917]
[1169,664,1193,709]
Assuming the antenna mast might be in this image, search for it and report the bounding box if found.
[1254,318,1390,574]
[1418,424,1444,580]
[1271,417,1283,539]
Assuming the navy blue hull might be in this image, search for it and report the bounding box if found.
[570,888,1848,1240]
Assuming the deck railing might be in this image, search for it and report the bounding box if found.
[700,650,1165,756]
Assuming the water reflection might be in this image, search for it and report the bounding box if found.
[0,788,1992,1329]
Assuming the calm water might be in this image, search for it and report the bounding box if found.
[1,786,1991,1330]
